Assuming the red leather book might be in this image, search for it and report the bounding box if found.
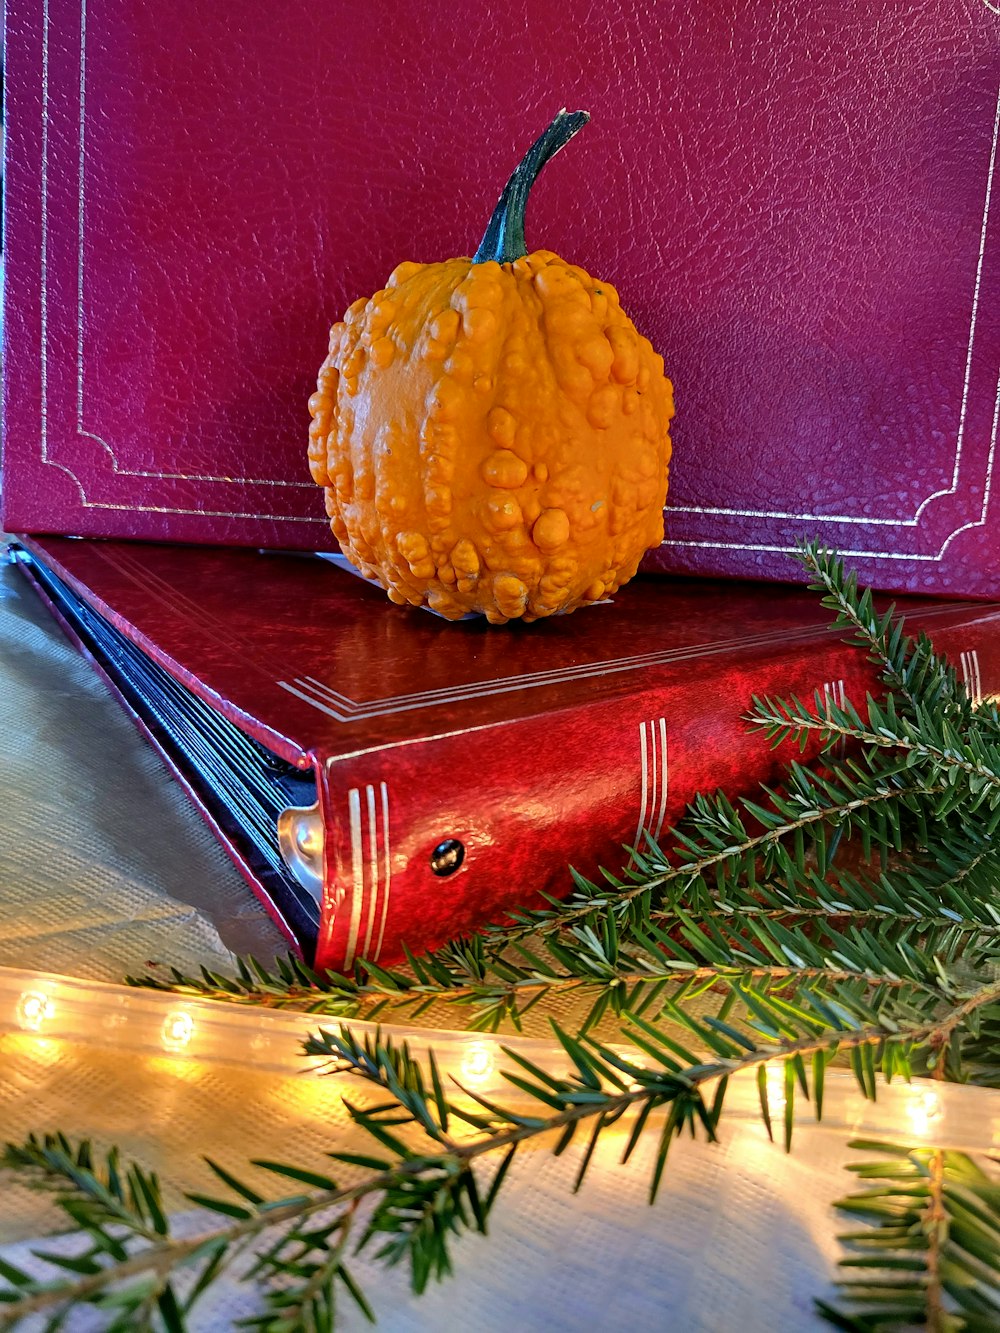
[11,536,999,969]
[3,1,999,597]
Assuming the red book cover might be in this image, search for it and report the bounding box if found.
[3,1,1000,597]
[13,537,1000,969]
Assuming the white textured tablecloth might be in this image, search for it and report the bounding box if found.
[2,982,913,1333]
[0,547,287,980]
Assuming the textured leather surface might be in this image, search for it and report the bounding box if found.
[22,537,1000,966]
[3,1,999,596]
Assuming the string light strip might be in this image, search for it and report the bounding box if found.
[0,965,993,1151]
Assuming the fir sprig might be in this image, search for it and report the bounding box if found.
[5,541,1000,1326]
[817,1141,1000,1331]
[129,816,1000,1048]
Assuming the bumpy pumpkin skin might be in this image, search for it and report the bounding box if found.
[309,250,674,623]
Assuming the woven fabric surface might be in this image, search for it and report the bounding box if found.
[0,1027,847,1331]
[0,549,286,981]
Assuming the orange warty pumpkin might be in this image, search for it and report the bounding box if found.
[308,110,674,623]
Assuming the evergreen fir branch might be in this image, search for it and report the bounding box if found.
[749,692,1000,820]
[128,764,954,1007]
[948,1002,1000,1087]
[6,972,1000,1329]
[795,539,970,725]
[641,822,1000,941]
[817,1140,1000,1331]
[126,823,1000,1038]
[466,776,946,953]
[125,900,1000,1040]
[0,1137,435,1329]
[128,956,916,1016]
[0,1135,197,1330]
[651,831,1000,932]
[2,1134,169,1243]
[128,953,369,1018]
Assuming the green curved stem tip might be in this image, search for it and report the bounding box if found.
[473,108,590,265]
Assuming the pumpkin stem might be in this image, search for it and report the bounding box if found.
[473,108,590,265]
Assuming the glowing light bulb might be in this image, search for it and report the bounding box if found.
[16,990,53,1032]
[459,1041,496,1086]
[765,1062,787,1112]
[906,1088,942,1139]
[160,1011,195,1053]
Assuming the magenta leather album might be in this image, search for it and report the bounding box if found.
[3,0,1000,598]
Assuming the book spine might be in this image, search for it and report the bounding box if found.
[312,613,998,970]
